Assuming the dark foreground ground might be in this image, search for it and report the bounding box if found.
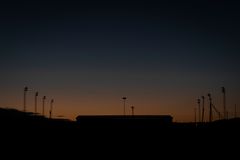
[0,108,239,157]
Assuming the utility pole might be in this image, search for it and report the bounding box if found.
[222,87,226,119]
[131,106,135,116]
[42,96,46,116]
[198,99,201,123]
[23,86,28,112]
[202,96,205,123]
[49,99,54,119]
[122,97,127,116]
[35,92,38,113]
[208,93,212,123]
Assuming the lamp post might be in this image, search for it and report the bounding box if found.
[42,96,46,116]
[131,106,135,116]
[222,87,226,119]
[35,92,38,113]
[194,107,197,126]
[49,99,54,119]
[234,104,237,118]
[198,99,201,123]
[202,96,205,123]
[122,97,127,116]
[208,93,212,122]
[23,87,28,112]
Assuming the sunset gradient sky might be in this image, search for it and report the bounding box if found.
[1,0,240,121]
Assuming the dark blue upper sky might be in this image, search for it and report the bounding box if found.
[1,0,240,70]
[1,0,240,121]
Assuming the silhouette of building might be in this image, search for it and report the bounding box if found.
[76,115,173,129]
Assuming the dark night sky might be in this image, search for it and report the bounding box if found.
[1,0,240,121]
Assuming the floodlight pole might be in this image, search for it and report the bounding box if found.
[35,92,38,113]
[131,106,135,116]
[42,96,46,116]
[49,99,54,119]
[23,87,28,112]
[122,97,127,116]
[208,94,212,123]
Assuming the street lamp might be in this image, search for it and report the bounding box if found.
[222,87,226,119]
[201,96,205,123]
[208,93,212,122]
[42,96,46,116]
[197,99,201,123]
[122,97,127,116]
[35,92,38,113]
[131,106,135,116]
[49,99,54,119]
[23,86,28,112]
